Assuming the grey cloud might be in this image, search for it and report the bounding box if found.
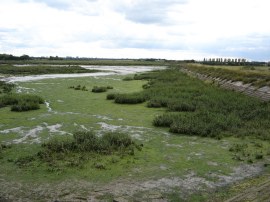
[101,36,187,50]
[196,34,270,61]
[18,0,71,9]
[113,0,187,24]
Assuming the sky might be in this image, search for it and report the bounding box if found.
[0,0,270,61]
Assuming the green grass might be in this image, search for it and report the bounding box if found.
[0,70,270,201]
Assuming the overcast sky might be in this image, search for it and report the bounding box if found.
[0,0,270,61]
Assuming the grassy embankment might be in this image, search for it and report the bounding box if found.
[0,66,270,201]
[185,63,270,87]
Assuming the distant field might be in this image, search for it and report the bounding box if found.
[0,59,170,66]
[0,64,103,75]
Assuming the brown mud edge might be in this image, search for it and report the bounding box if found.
[225,177,270,202]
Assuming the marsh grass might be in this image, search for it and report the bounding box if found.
[0,93,44,111]
[91,86,113,93]
[0,81,15,93]
[229,141,268,163]
[114,93,146,104]
[69,85,88,91]
[106,93,119,100]
[112,69,270,140]
[16,131,142,170]
[0,144,12,159]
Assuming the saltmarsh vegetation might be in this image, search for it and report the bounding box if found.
[0,81,44,111]
[0,81,15,94]
[108,68,270,163]
[92,86,114,93]
[15,131,142,170]
[110,68,270,141]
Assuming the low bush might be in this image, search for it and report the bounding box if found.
[167,101,196,112]
[41,131,141,155]
[114,93,146,104]
[11,101,40,112]
[0,93,44,111]
[153,113,182,127]
[106,93,118,100]
[106,86,114,89]
[92,86,107,93]
[0,81,15,93]
[69,85,88,91]
[35,131,142,169]
[147,99,169,108]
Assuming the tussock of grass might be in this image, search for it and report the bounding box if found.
[0,93,44,111]
[16,131,142,169]
[114,93,146,104]
[92,86,113,93]
[0,81,15,94]
[106,93,119,100]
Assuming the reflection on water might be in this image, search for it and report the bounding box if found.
[1,65,165,82]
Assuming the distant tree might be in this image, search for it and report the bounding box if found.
[19,55,30,60]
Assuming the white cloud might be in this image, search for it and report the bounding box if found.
[0,0,270,60]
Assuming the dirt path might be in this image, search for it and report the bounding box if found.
[226,177,270,202]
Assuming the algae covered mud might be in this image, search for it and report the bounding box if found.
[0,64,270,201]
[1,65,165,82]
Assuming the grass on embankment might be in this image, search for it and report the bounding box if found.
[185,63,270,87]
[0,64,102,75]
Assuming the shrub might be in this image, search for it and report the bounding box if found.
[153,113,182,127]
[0,93,44,111]
[106,93,118,100]
[167,101,196,112]
[147,99,168,108]
[41,131,142,155]
[0,81,15,93]
[74,85,81,90]
[92,86,107,93]
[114,93,146,104]
[81,86,87,91]
[11,101,40,112]
[106,86,114,89]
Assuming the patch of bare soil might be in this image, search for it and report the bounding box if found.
[0,163,266,201]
